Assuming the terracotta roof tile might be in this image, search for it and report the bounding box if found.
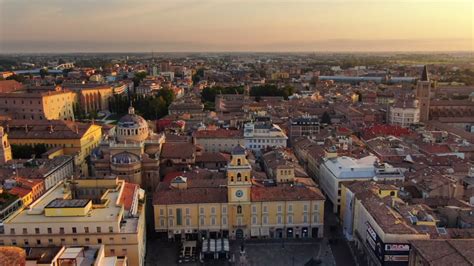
[251,183,325,202]
[160,142,195,159]
[120,182,138,211]
[194,129,243,138]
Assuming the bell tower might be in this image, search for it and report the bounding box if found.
[227,145,252,239]
[227,145,252,203]
[0,126,12,164]
[416,65,434,122]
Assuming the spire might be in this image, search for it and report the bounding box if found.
[421,65,429,81]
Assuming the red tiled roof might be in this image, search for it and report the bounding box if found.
[120,182,138,211]
[362,124,414,140]
[418,143,452,154]
[9,186,32,198]
[251,184,325,202]
[196,152,229,163]
[0,119,99,139]
[14,178,43,189]
[0,80,23,93]
[0,247,26,265]
[154,187,227,205]
[160,142,195,159]
[194,129,242,139]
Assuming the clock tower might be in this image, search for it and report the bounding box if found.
[227,145,252,239]
[227,145,252,203]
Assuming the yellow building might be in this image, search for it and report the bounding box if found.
[154,145,325,240]
[0,178,146,266]
[63,83,114,113]
[0,119,101,175]
[0,126,12,164]
[0,87,75,120]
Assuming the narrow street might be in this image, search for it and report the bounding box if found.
[324,201,357,266]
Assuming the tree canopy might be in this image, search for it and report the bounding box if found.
[250,85,294,100]
[192,68,205,84]
[201,86,244,103]
[132,71,148,87]
[109,88,175,120]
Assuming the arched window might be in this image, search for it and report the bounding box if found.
[237,205,242,214]
[231,177,234,182]
[237,173,242,181]
[237,158,241,166]
[245,176,248,182]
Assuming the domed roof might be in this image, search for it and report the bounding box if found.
[116,106,150,142]
[118,106,148,129]
[112,152,140,164]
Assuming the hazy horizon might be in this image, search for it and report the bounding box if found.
[1,0,472,53]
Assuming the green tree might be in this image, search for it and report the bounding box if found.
[250,85,294,100]
[132,71,148,87]
[201,86,244,102]
[192,68,205,83]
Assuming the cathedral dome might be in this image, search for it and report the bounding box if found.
[116,106,149,142]
[112,152,140,164]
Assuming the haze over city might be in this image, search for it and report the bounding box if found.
[0,1,474,265]
[0,0,473,53]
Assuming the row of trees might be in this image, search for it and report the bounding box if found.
[200,84,296,103]
[201,86,245,102]
[132,71,147,87]
[109,89,175,120]
[250,85,295,100]
[192,68,205,84]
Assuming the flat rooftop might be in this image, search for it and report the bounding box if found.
[45,199,90,208]
[323,156,377,179]
[5,181,138,233]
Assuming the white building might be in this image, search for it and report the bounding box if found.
[388,99,420,127]
[319,155,404,213]
[160,71,175,81]
[244,119,287,153]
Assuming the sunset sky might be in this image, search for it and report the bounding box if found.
[0,0,472,53]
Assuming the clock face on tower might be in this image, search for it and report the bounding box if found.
[235,190,244,198]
